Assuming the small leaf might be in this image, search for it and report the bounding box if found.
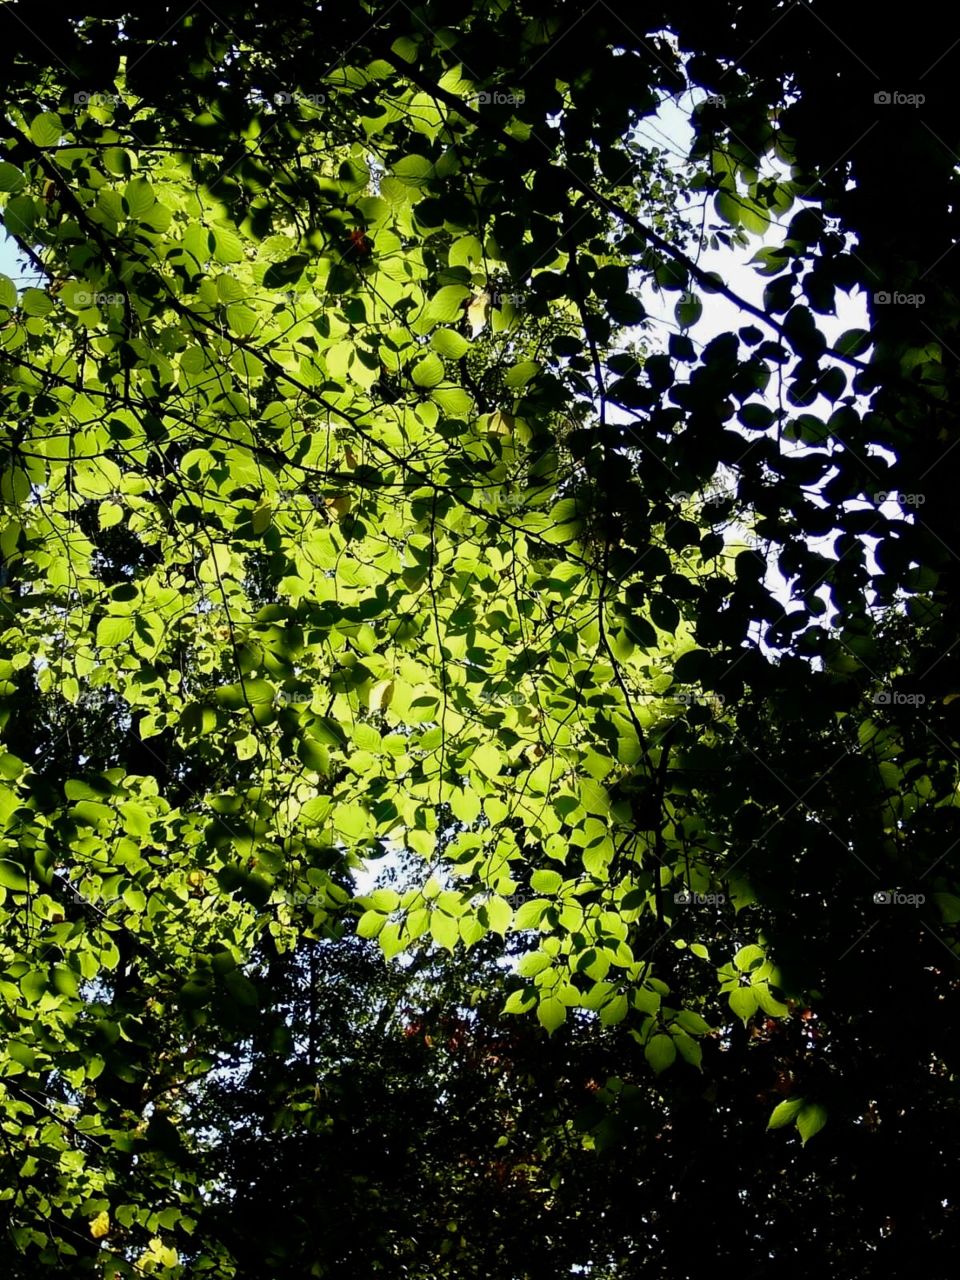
[504,360,539,389]
[767,1097,805,1130]
[797,1102,827,1145]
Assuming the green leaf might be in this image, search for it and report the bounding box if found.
[599,993,628,1025]
[430,385,474,415]
[483,895,512,934]
[430,328,470,358]
[644,1033,677,1074]
[675,1010,713,1036]
[356,910,386,939]
[530,868,563,894]
[30,112,62,147]
[0,860,28,891]
[0,162,26,193]
[579,778,610,816]
[430,911,459,952]
[504,360,540,389]
[411,352,445,388]
[767,1097,805,1130]
[537,996,566,1033]
[370,888,399,912]
[392,154,434,186]
[123,178,156,218]
[542,498,583,545]
[95,611,136,646]
[471,742,503,778]
[756,985,790,1017]
[425,286,471,326]
[672,1031,703,1069]
[734,943,765,972]
[517,951,552,977]
[728,987,758,1024]
[215,678,274,708]
[514,899,549,930]
[797,1102,827,1145]
[391,34,419,61]
[297,736,330,774]
[504,987,537,1014]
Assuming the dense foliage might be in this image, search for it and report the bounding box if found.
[1,3,959,1276]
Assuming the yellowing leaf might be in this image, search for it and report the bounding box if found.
[90,1211,110,1240]
[369,679,394,712]
[467,290,490,336]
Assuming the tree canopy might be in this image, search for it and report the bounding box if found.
[1,3,959,1276]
